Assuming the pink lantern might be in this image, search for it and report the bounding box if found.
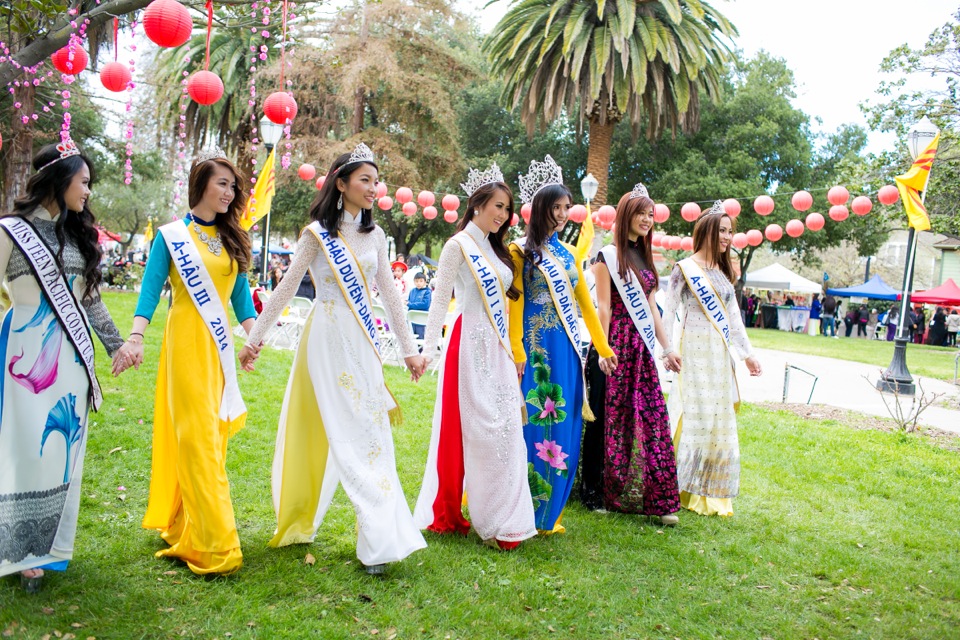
[651,233,663,247]
[723,199,741,218]
[828,205,849,222]
[878,185,899,205]
[745,229,763,247]
[851,196,872,216]
[653,203,670,223]
[786,219,804,238]
[680,237,694,252]
[417,190,435,207]
[511,213,520,226]
[827,185,849,206]
[298,164,316,181]
[754,195,775,216]
[375,182,388,198]
[792,190,813,212]
[422,205,438,220]
[805,212,825,231]
[377,196,394,211]
[396,187,413,204]
[669,236,683,251]
[187,70,224,106]
[443,210,458,223]
[764,224,783,242]
[441,194,460,211]
[591,212,600,225]
[681,202,700,222]
[598,205,616,226]
[402,202,417,217]
[521,203,532,224]
[732,232,748,250]
[100,62,132,92]
[568,204,587,223]
[315,176,326,190]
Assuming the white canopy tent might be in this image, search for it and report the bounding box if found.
[745,263,822,294]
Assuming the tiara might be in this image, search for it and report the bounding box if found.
[461,162,504,197]
[38,137,81,172]
[629,183,649,200]
[194,145,227,165]
[705,200,724,215]
[344,142,375,167]
[518,155,564,204]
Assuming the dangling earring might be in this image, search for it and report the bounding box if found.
[337,193,343,210]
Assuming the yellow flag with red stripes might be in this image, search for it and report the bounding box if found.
[895,133,939,232]
[575,203,595,263]
[241,148,276,231]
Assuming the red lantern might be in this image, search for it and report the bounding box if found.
[746,229,763,247]
[680,237,694,252]
[143,0,193,48]
[827,185,849,206]
[878,185,899,205]
[51,43,88,75]
[792,190,813,212]
[723,199,741,218]
[805,212,825,231]
[598,205,616,226]
[263,91,298,124]
[396,187,413,204]
[402,202,417,216]
[520,203,532,224]
[732,232,748,250]
[681,202,700,222]
[443,210,458,223]
[754,195,775,216]
[828,205,849,222]
[786,219,804,238]
[851,196,872,216]
[568,204,587,223]
[315,175,326,190]
[441,194,460,211]
[187,70,223,105]
[100,61,131,92]
[669,236,683,251]
[764,224,783,242]
[511,213,520,226]
[423,205,438,220]
[298,164,316,181]
[653,203,670,223]
[652,233,663,247]
[417,190,435,207]
[377,196,394,211]
[375,182,388,198]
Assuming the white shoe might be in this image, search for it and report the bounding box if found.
[660,514,679,526]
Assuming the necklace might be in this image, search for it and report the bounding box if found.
[187,213,223,256]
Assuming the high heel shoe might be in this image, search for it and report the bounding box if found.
[659,514,679,527]
[20,570,43,594]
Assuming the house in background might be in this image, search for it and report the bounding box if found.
[932,235,960,286]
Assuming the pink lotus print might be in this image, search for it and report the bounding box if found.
[535,439,569,471]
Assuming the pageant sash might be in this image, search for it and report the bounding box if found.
[512,237,581,355]
[161,220,245,421]
[306,221,381,359]
[599,245,656,356]
[676,258,734,355]
[452,232,512,358]
[0,216,102,410]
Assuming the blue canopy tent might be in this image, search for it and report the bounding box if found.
[252,245,293,255]
[826,275,900,300]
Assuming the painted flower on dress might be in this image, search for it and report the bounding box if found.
[535,439,569,471]
[525,351,567,430]
[41,393,85,483]
[9,293,62,394]
[527,462,552,511]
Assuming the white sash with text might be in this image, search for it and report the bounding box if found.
[452,232,512,357]
[513,237,581,354]
[600,245,656,356]
[676,258,733,354]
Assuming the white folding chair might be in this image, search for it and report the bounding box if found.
[372,304,401,364]
[407,309,430,353]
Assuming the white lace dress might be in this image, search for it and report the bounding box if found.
[246,211,426,565]
[413,222,536,545]
[662,262,754,516]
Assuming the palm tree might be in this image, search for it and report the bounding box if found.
[484,0,737,205]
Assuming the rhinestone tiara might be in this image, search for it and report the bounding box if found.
[38,136,81,172]
[518,154,564,204]
[705,200,724,216]
[194,145,227,166]
[629,183,649,200]
[344,142,375,167]
[461,162,504,197]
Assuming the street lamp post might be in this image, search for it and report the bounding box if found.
[580,173,600,255]
[876,116,940,396]
[258,116,285,285]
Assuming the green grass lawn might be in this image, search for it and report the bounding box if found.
[2,291,959,639]
[746,327,959,382]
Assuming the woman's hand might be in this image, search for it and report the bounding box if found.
[112,340,144,377]
[238,343,261,372]
[515,360,526,378]
[745,356,762,376]
[663,351,682,373]
[598,353,619,375]
[404,355,427,382]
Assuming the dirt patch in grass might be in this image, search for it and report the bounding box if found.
[759,402,960,453]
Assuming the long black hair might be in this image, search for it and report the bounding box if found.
[613,191,658,289]
[3,143,103,301]
[458,181,520,300]
[522,182,572,267]
[309,152,378,237]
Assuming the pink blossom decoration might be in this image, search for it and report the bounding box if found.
[535,440,569,471]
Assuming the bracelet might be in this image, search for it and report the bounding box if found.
[661,348,675,358]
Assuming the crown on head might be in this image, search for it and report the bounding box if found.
[194,145,227,166]
[344,142,375,167]
[518,155,564,204]
[629,183,649,200]
[461,162,504,197]
[706,200,725,216]
[38,137,81,172]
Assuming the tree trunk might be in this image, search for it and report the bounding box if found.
[586,117,616,206]
[351,2,370,135]
[2,83,36,213]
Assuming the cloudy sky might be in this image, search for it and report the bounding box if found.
[464,0,957,153]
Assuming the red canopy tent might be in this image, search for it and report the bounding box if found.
[911,278,960,306]
[96,227,122,244]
